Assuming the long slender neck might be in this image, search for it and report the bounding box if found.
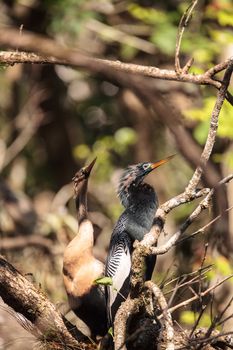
[75,180,88,223]
[66,179,93,256]
[119,181,156,209]
[121,182,158,241]
[127,182,157,211]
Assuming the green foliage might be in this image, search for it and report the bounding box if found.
[73,127,137,180]
[48,0,98,37]
[206,255,233,281]
[94,276,113,286]
[180,310,212,327]
[206,1,233,26]
[128,3,178,55]
[150,24,177,56]
[184,97,233,144]
[108,327,113,337]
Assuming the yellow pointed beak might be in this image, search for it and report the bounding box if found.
[85,157,97,175]
[151,154,175,170]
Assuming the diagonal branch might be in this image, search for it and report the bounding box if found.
[0,256,90,349]
[146,173,233,256]
[166,274,233,316]
[175,0,198,73]
[186,58,233,192]
[145,281,174,350]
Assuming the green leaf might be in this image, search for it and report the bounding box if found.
[218,10,233,26]
[94,276,113,286]
[108,327,113,337]
[151,24,177,55]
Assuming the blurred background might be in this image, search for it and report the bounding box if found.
[0,0,233,348]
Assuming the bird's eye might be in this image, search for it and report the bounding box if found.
[142,163,150,170]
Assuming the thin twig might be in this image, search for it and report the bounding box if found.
[190,303,208,338]
[175,0,198,73]
[145,281,174,350]
[176,204,233,245]
[166,274,233,316]
[148,174,233,256]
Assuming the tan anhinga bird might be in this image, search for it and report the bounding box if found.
[63,158,107,338]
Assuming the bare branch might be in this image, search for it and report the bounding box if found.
[166,274,233,316]
[186,59,233,192]
[145,281,174,350]
[150,173,233,256]
[175,0,198,73]
[177,204,233,245]
[0,27,231,90]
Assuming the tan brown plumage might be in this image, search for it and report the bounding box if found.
[63,158,107,338]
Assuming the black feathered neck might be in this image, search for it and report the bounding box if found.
[117,164,152,208]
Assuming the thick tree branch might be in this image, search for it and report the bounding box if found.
[0,28,231,90]
[0,256,90,349]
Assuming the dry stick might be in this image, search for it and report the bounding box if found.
[149,190,213,256]
[145,281,174,350]
[165,269,210,298]
[202,296,233,345]
[168,277,186,308]
[176,204,233,245]
[186,58,233,192]
[176,331,233,350]
[186,331,233,350]
[159,59,233,216]
[0,26,231,89]
[163,265,211,290]
[190,304,209,339]
[0,48,223,89]
[149,174,233,256]
[165,274,233,316]
[160,59,233,217]
[175,0,199,73]
[160,188,210,215]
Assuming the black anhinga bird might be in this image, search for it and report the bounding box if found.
[63,158,107,338]
[105,155,174,327]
